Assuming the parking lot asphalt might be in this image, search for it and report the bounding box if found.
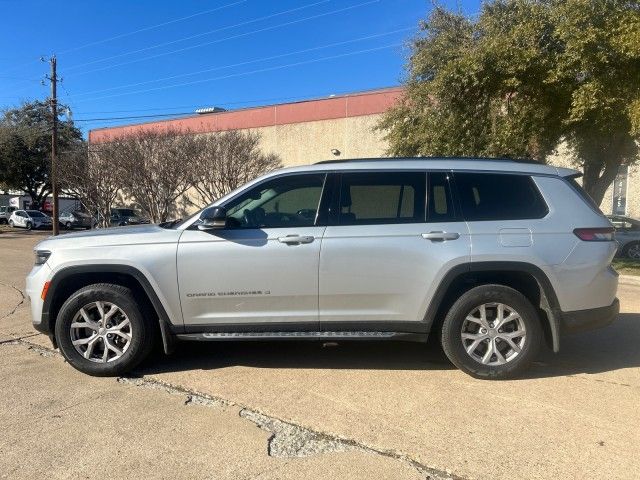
[1,231,638,480]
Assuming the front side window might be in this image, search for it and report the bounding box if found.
[337,172,426,225]
[454,172,548,221]
[224,173,326,229]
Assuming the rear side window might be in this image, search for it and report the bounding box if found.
[428,172,457,222]
[454,173,548,221]
[338,172,426,225]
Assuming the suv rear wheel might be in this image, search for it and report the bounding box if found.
[441,284,542,379]
[55,283,155,376]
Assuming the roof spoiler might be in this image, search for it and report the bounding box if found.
[557,167,582,178]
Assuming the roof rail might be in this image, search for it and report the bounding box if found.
[314,156,540,165]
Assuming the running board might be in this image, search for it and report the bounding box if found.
[176,331,426,342]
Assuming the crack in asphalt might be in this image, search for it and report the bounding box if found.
[0,281,26,322]
[0,332,464,479]
[115,375,460,480]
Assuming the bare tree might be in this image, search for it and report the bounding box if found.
[60,141,123,228]
[193,130,281,205]
[114,129,202,223]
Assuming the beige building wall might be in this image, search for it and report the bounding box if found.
[245,113,388,166]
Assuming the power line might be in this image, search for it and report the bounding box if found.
[72,42,402,104]
[65,0,380,78]
[70,26,413,98]
[0,0,249,75]
[64,0,330,72]
[74,112,196,122]
[57,0,248,56]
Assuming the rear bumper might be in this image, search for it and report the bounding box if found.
[559,298,619,334]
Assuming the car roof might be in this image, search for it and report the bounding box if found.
[274,157,577,177]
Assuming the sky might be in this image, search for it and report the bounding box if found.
[0,0,481,135]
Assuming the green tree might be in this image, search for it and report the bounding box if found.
[0,100,82,206]
[379,0,640,204]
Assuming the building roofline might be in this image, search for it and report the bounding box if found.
[88,86,404,143]
[89,86,403,133]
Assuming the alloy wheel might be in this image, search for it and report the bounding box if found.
[69,301,133,363]
[461,303,527,366]
[627,243,640,259]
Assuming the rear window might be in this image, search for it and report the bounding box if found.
[454,173,548,221]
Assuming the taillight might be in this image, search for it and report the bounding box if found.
[573,227,615,241]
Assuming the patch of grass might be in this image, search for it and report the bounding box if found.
[612,258,640,276]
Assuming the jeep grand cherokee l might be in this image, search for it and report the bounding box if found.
[26,158,619,379]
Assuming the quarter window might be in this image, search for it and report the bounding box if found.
[337,172,426,225]
[454,173,548,221]
[224,174,326,228]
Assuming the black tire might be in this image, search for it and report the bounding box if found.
[65,221,72,230]
[8,220,14,228]
[55,283,156,376]
[440,284,542,380]
[25,221,32,231]
[622,241,640,260]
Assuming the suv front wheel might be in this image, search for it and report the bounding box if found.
[441,284,542,379]
[55,283,155,376]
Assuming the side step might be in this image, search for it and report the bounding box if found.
[175,331,426,342]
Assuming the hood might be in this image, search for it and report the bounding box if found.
[36,224,182,251]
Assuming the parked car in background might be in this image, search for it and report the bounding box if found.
[607,215,640,259]
[110,208,150,227]
[0,206,17,224]
[59,211,93,230]
[9,210,52,230]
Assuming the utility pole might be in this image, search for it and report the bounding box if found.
[49,56,59,235]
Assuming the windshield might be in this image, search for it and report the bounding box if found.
[26,210,45,217]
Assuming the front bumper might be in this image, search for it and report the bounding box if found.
[559,298,619,334]
[26,263,52,333]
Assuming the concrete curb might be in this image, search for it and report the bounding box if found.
[619,274,640,286]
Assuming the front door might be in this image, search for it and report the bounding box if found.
[319,171,470,331]
[177,173,328,330]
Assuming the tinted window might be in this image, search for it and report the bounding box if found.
[338,172,426,225]
[26,210,45,217]
[428,172,457,222]
[454,173,548,221]
[224,174,325,228]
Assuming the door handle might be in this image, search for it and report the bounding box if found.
[421,231,460,242]
[278,235,315,244]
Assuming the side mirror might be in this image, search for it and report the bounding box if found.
[198,206,227,230]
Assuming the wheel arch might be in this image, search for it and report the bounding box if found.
[425,262,562,352]
[42,265,176,354]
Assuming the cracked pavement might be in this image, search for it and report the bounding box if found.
[1,232,639,480]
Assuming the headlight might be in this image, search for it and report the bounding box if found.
[34,250,51,265]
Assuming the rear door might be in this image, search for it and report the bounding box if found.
[318,170,470,331]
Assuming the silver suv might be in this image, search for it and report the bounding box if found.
[26,158,619,379]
